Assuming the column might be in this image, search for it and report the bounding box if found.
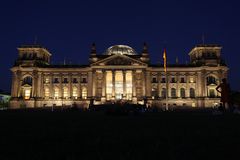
[50,73,53,98]
[92,71,96,97]
[112,70,115,98]
[176,73,179,98]
[123,70,126,99]
[132,70,136,98]
[79,73,81,98]
[60,74,63,99]
[102,71,106,99]
[17,71,22,97]
[37,72,41,98]
[142,70,146,97]
[186,73,189,97]
[87,71,93,98]
[69,73,73,98]
[146,71,151,97]
[32,71,38,98]
[157,72,161,97]
[197,72,202,97]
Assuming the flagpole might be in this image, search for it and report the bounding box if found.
[163,48,168,111]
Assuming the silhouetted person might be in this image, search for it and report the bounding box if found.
[216,78,231,111]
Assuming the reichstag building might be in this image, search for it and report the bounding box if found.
[10,43,228,108]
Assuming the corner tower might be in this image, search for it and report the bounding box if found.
[189,44,223,66]
[15,45,51,67]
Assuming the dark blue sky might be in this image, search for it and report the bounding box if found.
[0,0,239,92]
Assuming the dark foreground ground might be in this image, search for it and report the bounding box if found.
[0,109,239,160]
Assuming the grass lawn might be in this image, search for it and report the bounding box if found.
[0,109,239,160]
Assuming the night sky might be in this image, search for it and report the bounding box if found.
[0,0,239,92]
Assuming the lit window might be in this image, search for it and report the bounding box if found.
[189,77,194,83]
[63,87,68,98]
[72,87,78,99]
[54,88,59,99]
[24,89,31,100]
[44,88,50,98]
[45,77,50,84]
[209,89,215,98]
[192,103,196,107]
[82,87,87,99]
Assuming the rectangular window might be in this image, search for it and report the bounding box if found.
[152,77,157,83]
[24,89,31,100]
[72,78,78,83]
[82,78,87,83]
[72,87,78,99]
[63,78,68,83]
[161,78,166,83]
[171,77,176,83]
[189,77,194,83]
[54,78,59,83]
[44,77,50,84]
[180,77,185,83]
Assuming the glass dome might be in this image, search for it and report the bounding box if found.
[105,45,137,55]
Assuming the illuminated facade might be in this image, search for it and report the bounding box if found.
[10,43,228,108]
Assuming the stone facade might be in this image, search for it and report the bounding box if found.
[10,44,228,108]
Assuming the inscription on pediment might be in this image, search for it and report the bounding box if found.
[105,57,134,65]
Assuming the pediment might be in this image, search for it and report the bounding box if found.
[91,55,147,66]
[22,84,32,87]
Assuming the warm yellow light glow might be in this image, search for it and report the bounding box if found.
[192,103,196,107]
[126,71,132,100]
[106,71,113,100]
[63,87,68,98]
[44,88,50,98]
[115,71,123,99]
[82,87,87,99]
[24,89,31,100]
[72,87,78,99]
[45,77,50,84]
[54,87,59,99]
[189,77,194,83]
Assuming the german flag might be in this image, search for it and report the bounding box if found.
[163,48,167,72]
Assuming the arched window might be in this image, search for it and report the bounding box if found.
[82,87,87,99]
[72,87,78,99]
[63,87,68,99]
[180,88,185,98]
[23,76,32,85]
[207,76,217,85]
[171,88,176,98]
[190,88,195,98]
[161,88,166,98]
[44,87,50,98]
[54,87,59,99]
